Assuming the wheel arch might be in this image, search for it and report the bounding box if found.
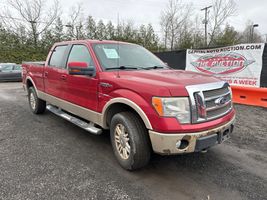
[101,98,152,130]
[25,76,38,95]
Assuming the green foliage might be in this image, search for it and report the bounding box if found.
[86,16,97,39]
[96,20,106,40]
[106,21,115,40]
[2,14,246,63]
[53,18,64,42]
[0,16,162,64]
[213,24,241,46]
[0,23,46,63]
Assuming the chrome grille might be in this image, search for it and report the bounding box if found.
[206,103,232,119]
[203,87,229,99]
[186,81,233,123]
[205,93,231,110]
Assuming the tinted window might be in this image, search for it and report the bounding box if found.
[67,45,94,67]
[49,45,68,68]
[0,65,13,72]
[14,65,21,70]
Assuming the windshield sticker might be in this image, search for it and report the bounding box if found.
[103,48,120,59]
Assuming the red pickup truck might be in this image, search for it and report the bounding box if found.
[22,40,235,170]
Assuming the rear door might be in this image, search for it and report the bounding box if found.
[63,44,99,111]
[44,45,69,98]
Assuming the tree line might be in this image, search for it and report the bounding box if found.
[160,0,264,50]
[0,0,264,63]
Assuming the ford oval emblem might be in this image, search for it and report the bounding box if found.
[215,97,227,106]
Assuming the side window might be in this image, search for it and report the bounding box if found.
[1,65,13,72]
[49,45,68,68]
[14,65,21,71]
[67,45,94,67]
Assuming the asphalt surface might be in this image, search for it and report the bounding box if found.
[0,82,266,200]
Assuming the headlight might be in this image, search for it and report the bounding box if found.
[152,97,191,124]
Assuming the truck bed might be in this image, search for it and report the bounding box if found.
[22,61,45,91]
[22,61,45,66]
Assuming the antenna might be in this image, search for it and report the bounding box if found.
[117,12,120,78]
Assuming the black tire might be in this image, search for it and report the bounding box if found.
[110,111,151,170]
[28,87,46,114]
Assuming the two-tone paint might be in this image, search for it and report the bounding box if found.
[22,40,236,154]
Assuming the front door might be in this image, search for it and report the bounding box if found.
[63,44,99,112]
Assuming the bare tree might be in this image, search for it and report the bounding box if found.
[160,0,192,50]
[208,0,236,46]
[160,14,171,49]
[65,4,85,40]
[1,0,60,47]
[239,21,263,43]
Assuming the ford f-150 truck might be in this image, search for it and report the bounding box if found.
[22,40,235,170]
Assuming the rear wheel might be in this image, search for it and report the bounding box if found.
[28,87,46,114]
[110,111,151,170]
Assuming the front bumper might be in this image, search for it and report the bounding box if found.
[149,116,235,155]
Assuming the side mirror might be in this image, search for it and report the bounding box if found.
[68,62,95,76]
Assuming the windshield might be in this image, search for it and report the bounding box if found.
[93,43,167,70]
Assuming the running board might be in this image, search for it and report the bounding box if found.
[46,105,102,135]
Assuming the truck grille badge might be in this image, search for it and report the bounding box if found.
[215,96,227,106]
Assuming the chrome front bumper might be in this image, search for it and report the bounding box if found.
[149,117,235,155]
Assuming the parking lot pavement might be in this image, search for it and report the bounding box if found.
[0,82,266,200]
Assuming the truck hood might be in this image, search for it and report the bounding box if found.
[116,69,221,96]
[100,69,223,97]
[119,69,219,85]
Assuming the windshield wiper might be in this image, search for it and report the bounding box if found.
[105,65,139,70]
[144,66,165,70]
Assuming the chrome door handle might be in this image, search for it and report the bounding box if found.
[44,71,48,77]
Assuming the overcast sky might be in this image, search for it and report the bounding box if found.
[1,0,266,40]
[58,0,267,39]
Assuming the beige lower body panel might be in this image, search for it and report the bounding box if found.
[38,91,103,127]
[149,117,235,155]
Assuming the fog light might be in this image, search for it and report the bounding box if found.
[176,140,181,149]
[179,140,189,149]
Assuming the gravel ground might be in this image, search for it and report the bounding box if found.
[0,82,266,200]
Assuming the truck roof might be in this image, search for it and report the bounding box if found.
[53,39,133,46]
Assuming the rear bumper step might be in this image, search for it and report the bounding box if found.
[47,105,102,135]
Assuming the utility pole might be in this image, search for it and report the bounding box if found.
[201,6,212,47]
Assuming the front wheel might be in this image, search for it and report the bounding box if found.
[110,112,151,170]
[28,87,46,114]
